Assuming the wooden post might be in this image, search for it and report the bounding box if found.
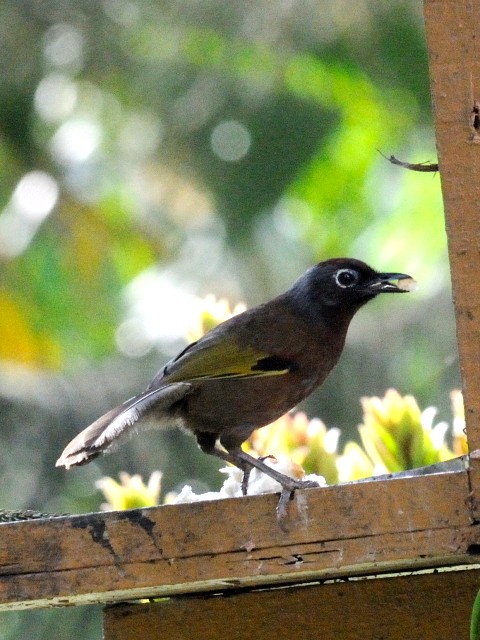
[423,0,480,514]
[424,0,480,446]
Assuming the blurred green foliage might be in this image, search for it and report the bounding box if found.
[0,1,460,638]
[0,0,445,370]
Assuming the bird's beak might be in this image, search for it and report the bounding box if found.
[368,272,417,294]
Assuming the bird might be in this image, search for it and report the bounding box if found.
[56,258,415,512]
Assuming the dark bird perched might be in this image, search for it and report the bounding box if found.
[56,259,415,511]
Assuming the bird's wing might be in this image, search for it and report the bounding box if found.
[156,335,295,385]
[56,382,193,469]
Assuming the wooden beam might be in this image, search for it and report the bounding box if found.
[104,567,480,640]
[0,470,477,611]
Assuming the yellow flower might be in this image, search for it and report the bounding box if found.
[246,412,340,484]
[336,442,376,482]
[186,295,246,342]
[358,389,454,473]
[96,471,162,511]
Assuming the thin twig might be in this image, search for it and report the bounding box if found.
[378,150,439,173]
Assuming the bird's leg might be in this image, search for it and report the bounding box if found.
[196,433,320,508]
[196,432,252,495]
[240,467,252,496]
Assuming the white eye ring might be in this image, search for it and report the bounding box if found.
[335,268,359,288]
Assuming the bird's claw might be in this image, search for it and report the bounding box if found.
[276,479,320,528]
[258,454,277,463]
[296,479,320,489]
[282,478,320,492]
[276,487,294,524]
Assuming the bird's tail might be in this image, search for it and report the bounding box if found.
[56,382,193,469]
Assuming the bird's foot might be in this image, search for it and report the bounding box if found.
[232,448,321,493]
[276,476,320,492]
[276,480,320,528]
[241,459,318,497]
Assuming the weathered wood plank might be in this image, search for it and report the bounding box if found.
[424,0,480,453]
[104,567,480,640]
[0,471,476,611]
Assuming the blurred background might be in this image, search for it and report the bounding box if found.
[0,0,459,637]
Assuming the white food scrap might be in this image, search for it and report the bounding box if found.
[397,277,418,292]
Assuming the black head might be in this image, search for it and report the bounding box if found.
[288,258,414,319]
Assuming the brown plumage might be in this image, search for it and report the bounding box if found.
[56,258,414,503]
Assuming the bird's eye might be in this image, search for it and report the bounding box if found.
[335,268,359,288]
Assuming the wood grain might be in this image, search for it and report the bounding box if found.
[0,471,477,611]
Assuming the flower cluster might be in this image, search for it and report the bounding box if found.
[247,388,464,483]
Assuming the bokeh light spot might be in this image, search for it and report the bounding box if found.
[0,171,58,257]
[115,318,154,358]
[43,23,84,69]
[34,73,78,123]
[102,0,140,26]
[50,119,102,164]
[13,171,59,222]
[210,120,251,162]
